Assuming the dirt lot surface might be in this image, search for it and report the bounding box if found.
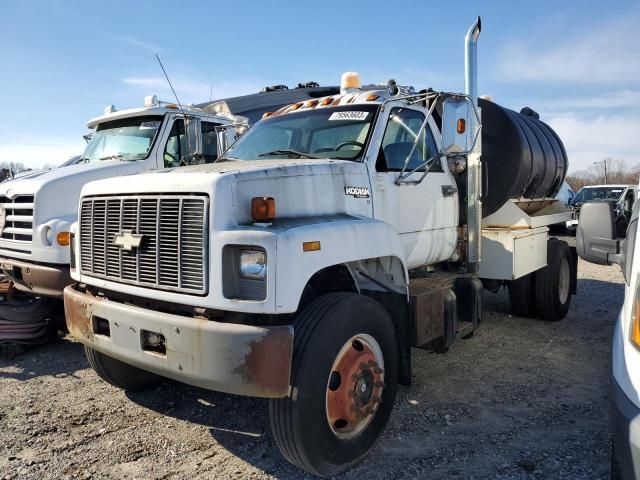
[0,259,624,479]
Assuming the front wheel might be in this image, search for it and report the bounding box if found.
[269,293,398,476]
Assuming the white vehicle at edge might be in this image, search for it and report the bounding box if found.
[0,96,245,297]
[578,188,640,479]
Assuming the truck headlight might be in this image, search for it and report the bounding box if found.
[44,226,55,246]
[239,250,267,280]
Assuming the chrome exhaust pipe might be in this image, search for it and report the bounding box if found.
[464,16,482,272]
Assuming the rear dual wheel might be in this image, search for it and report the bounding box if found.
[269,293,398,476]
[508,238,572,321]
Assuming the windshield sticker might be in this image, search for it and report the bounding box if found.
[329,111,369,121]
[611,189,623,193]
[345,186,370,198]
[140,121,161,129]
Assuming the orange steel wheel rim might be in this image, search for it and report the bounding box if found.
[325,334,385,439]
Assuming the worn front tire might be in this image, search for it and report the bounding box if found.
[269,293,398,476]
[85,346,162,392]
[534,239,572,321]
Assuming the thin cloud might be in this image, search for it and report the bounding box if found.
[510,89,640,115]
[114,36,163,53]
[497,16,640,84]
[123,76,265,103]
[548,114,640,172]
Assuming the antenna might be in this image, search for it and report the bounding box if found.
[209,84,213,102]
[155,54,197,164]
[155,54,185,115]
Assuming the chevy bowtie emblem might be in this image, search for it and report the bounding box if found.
[113,231,144,251]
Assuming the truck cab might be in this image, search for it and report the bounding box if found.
[0,96,246,297]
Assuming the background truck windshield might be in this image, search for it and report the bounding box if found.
[573,186,625,203]
[223,105,379,161]
[83,116,162,162]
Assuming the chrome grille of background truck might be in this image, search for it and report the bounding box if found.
[79,194,208,294]
[0,195,34,242]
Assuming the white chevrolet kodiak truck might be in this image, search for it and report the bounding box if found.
[65,19,578,475]
[0,96,246,298]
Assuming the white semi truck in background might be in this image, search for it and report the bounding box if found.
[65,18,578,475]
[0,97,247,300]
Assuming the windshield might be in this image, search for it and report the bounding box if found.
[82,115,163,162]
[573,186,625,204]
[222,105,379,161]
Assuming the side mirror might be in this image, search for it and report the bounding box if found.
[576,201,622,265]
[441,97,471,154]
[216,127,230,158]
[184,116,202,161]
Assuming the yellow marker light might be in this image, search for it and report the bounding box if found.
[320,97,333,106]
[366,94,380,101]
[165,103,178,109]
[262,111,274,119]
[340,71,361,91]
[305,100,319,108]
[632,295,640,349]
[57,231,71,246]
[457,118,467,134]
[291,102,303,110]
[303,241,321,252]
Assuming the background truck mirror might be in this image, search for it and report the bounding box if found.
[184,116,202,160]
[441,97,471,154]
[576,201,622,266]
[216,127,229,158]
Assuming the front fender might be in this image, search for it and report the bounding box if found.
[273,215,407,313]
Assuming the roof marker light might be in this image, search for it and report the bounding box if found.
[320,97,333,106]
[262,111,274,119]
[144,95,158,107]
[340,72,361,94]
[366,94,380,101]
[305,100,319,108]
[291,102,303,110]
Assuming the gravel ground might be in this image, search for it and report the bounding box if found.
[0,258,625,479]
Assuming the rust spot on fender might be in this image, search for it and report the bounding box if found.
[234,327,293,397]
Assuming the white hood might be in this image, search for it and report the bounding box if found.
[0,160,150,231]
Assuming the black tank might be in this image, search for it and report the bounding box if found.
[479,98,568,216]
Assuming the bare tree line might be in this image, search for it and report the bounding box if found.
[566,158,640,192]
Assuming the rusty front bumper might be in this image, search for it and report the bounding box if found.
[63,285,294,398]
[1,258,71,297]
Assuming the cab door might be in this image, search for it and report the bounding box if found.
[371,106,458,268]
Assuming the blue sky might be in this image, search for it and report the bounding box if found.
[1,0,638,173]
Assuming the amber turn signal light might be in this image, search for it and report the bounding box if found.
[303,241,321,252]
[457,118,466,134]
[632,297,640,349]
[57,231,71,246]
[252,197,276,222]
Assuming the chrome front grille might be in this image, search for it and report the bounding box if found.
[0,195,34,242]
[80,195,208,294]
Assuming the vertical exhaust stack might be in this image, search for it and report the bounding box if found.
[465,16,482,273]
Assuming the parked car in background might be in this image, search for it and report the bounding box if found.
[578,194,640,479]
[568,184,637,237]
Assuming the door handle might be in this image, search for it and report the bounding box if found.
[442,185,457,197]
